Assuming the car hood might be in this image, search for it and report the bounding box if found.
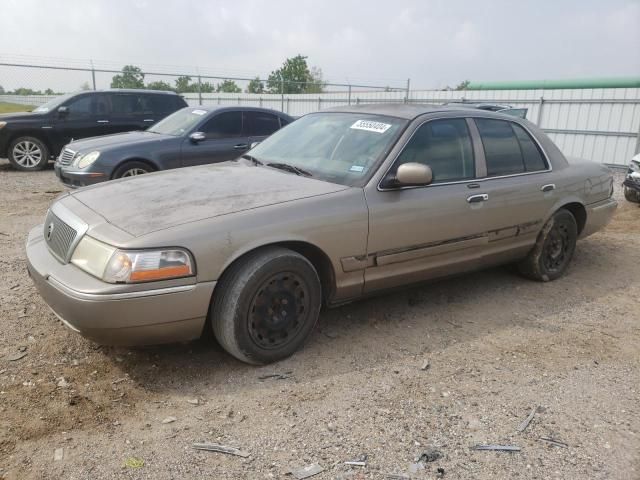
[0,111,38,120]
[67,131,174,152]
[70,161,349,237]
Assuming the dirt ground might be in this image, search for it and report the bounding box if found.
[0,160,638,480]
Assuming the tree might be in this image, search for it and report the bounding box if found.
[174,76,194,93]
[146,80,174,91]
[455,80,470,91]
[44,88,55,95]
[216,80,241,93]
[305,66,326,94]
[0,85,4,94]
[79,81,91,91]
[267,55,320,94]
[246,77,264,94]
[111,65,145,89]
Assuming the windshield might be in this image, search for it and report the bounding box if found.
[249,113,406,186]
[32,94,75,113]
[147,107,207,136]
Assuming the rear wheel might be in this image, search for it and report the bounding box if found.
[210,247,322,365]
[8,136,49,171]
[113,161,154,179]
[624,186,640,203]
[518,209,578,282]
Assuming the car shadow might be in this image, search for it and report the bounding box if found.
[100,233,635,397]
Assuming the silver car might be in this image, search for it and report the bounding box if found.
[26,104,617,364]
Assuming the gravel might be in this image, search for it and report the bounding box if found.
[1,161,638,479]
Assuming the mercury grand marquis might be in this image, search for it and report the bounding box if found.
[26,104,617,364]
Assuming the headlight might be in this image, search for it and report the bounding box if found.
[0,121,7,130]
[70,236,194,283]
[629,161,640,173]
[75,151,100,169]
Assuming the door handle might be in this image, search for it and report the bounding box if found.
[467,193,489,203]
[96,120,109,124]
[541,183,556,192]
[143,119,155,122]
[233,144,249,150]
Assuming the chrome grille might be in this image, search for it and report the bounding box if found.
[44,210,78,262]
[58,148,76,166]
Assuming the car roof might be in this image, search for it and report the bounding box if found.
[75,89,181,95]
[322,103,503,120]
[177,105,293,118]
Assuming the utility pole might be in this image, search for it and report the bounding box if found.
[90,60,96,90]
[405,78,411,104]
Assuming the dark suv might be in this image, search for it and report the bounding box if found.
[0,89,187,171]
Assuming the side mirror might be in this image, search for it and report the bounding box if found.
[189,131,206,143]
[57,106,69,116]
[395,162,433,186]
[250,141,260,149]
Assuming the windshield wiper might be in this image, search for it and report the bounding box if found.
[266,162,312,177]
[241,154,263,166]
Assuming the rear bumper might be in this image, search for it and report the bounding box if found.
[580,197,618,238]
[26,226,214,346]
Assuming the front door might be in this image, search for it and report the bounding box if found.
[364,117,490,293]
[52,94,109,150]
[181,110,249,167]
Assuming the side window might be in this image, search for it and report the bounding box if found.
[511,124,547,171]
[146,95,175,115]
[280,117,291,127]
[244,111,280,136]
[395,118,475,183]
[110,94,141,115]
[66,95,94,116]
[201,111,242,139]
[475,118,525,176]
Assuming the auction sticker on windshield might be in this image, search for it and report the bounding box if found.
[350,119,392,134]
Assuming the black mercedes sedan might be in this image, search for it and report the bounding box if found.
[54,106,293,187]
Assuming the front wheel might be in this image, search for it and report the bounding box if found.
[112,161,154,179]
[517,209,578,282]
[210,247,322,365]
[8,136,50,171]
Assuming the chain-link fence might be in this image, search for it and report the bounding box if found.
[1,60,638,166]
[0,60,408,109]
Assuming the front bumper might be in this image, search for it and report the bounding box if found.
[54,162,108,188]
[623,177,640,193]
[580,197,618,238]
[26,226,215,346]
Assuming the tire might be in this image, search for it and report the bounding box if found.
[517,209,578,282]
[8,136,49,171]
[210,247,322,365]
[624,186,640,203]
[112,161,154,179]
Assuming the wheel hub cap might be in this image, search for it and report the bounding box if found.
[13,141,42,168]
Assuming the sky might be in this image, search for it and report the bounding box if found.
[1,0,639,91]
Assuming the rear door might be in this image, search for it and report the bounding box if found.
[180,110,248,166]
[469,117,557,254]
[243,111,282,145]
[108,92,146,134]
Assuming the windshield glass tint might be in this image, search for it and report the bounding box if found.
[147,107,207,136]
[249,113,406,186]
[32,94,75,113]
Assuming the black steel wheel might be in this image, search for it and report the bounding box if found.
[518,209,578,282]
[210,247,321,364]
